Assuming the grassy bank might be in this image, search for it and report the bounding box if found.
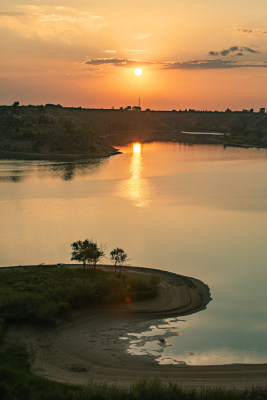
[0,344,266,400]
[0,266,160,326]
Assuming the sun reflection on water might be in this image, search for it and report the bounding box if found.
[130,142,142,179]
[123,142,150,208]
[133,143,141,154]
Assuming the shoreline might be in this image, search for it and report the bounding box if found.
[0,263,211,318]
[0,149,121,161]
[1,107,266,159]
[0,140,266,162]
[4,265,267,388]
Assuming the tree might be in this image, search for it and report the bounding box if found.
[88,241,105,270]
[71,240,88,267]
[12,101,20,114]
[110,247,128,272]
[71,239,104,269]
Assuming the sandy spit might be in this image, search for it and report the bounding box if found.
[5,265,267,389]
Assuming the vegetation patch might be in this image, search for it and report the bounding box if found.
[1,106,267,158]
[0,266,160,326]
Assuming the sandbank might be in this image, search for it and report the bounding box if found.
[5,265,267,389]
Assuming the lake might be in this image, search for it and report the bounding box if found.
[0,142,267,365]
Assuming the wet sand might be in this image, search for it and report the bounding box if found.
[5,266,267,389]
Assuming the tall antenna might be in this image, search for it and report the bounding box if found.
[138,97,141,108]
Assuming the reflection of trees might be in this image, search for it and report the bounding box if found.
[0,158,108,182]
[0,162,25,182]
[49,159,106,181]
[62,164,75,181]
[0,175,23,182]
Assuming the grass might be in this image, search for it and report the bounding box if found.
[0,266,160,326]
[0,345,266,400]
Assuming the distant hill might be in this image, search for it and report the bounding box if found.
[0,105,266,159]
[0,106,118,159]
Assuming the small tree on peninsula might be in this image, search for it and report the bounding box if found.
[89,241,105,271]
[71,240,87,266]
[12,101,20,114]
[71,239,104,270]
[110,247,128,272]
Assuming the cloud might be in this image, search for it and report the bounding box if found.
[163,59,267,70]
[235,27,267,35]
[103,49,146,56]
[85,58,126,66]
[126,49,146,52]
[243,47,258,53]
[0,12,25,16]
[164,59,236,69]
[82,56,267,71]
[83,58,153,67]
[0,6,107,43]
[134,33,152,40]
[209,46,259,57]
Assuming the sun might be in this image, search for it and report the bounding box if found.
[134,68,143,77]
[133,143,141,153]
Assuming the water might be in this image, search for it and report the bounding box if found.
[181,131,225,136]
[0,142,267,365]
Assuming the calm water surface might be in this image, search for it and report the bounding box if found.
[0,142,267,365]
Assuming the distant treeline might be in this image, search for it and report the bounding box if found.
[4,101,267,113]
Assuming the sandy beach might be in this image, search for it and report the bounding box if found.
[5,266,267,389]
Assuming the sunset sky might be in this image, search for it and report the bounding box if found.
[1,0,267,110]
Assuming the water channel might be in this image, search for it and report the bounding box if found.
[0,142,266,365]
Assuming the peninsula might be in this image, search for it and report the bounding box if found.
[3,264,267,389]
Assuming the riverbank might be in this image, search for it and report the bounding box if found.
[1,106,267,160]
[4,265,267,389]
[0,149,120,161]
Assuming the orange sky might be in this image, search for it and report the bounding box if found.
[0,0,267,110]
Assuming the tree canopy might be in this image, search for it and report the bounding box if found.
[71,239,104,269]
[110,247,128,272]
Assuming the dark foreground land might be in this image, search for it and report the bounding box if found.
[0,105,267,159]
[0,265,267,399]
[0,351,267,400]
